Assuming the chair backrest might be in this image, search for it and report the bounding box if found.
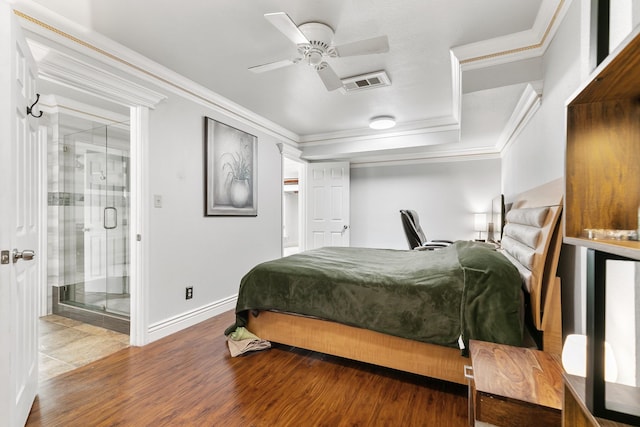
[400,209,425,249]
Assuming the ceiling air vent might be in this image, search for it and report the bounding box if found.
[340,70,391,94]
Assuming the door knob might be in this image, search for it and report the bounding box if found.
[13,249,35,263]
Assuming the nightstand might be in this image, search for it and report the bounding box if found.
[466,340,563,427]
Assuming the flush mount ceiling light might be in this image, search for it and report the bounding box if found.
[369,116,396,130]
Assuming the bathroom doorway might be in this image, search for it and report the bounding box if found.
[51,114,130,334]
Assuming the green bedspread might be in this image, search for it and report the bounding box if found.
[227,241,523,349]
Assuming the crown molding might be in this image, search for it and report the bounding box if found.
[11,2,300,145]
[350,150,501,168]
[301,126,461,161]
[495,82,542,153]
[29,40,167,108]
[9,0,571,163]
[279,143,303,160]
[452,0,571,71]
[39,94,129,124]
[299,118,459,145]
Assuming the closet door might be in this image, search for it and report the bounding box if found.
[306,162,350,249]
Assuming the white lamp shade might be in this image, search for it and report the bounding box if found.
[474,213,487,232]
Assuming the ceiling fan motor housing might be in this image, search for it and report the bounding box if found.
[297,22,337,67]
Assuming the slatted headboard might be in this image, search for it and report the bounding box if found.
[500,178,564,354]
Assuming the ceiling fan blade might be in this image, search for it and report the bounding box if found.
[249,59,297,73]
[334,35,389,57]
[264,12,309,45]
[317,63,343,91]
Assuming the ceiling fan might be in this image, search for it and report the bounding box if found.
[249,12,389,91]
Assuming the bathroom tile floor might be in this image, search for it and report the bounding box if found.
[39,314,130,383]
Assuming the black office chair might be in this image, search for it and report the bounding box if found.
[399,209,453,250]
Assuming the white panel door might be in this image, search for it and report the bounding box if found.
[0,3,40,426]
[306,162,350,249]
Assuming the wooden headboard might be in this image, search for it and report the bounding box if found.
[502,178,564,354]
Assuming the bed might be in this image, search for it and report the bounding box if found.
[228,179,564,385]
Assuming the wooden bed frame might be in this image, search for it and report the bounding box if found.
[248,179,564,385]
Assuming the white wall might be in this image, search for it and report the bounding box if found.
[147,94,283,326]
[501,0,582,200]
[350,158,500,249]
[501,0,584,335]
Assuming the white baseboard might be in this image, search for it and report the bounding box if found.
[147,295,237,343]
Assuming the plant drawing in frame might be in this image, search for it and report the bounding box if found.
[205,117,257,216]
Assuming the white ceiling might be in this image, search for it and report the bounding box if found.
[27,0,565,162]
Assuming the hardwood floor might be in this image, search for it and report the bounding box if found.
[27,310,469,426]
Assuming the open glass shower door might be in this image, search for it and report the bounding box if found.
[60,120,130,321]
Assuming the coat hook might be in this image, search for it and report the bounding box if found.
[26,93,43,118]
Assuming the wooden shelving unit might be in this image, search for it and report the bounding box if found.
[565,26,640,261]
[564,24,640,426]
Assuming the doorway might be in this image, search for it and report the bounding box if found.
[50,113,131,334]
[283,157,304,256]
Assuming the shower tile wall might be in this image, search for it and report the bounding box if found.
[46,111,62,314]
[47,113,87,312]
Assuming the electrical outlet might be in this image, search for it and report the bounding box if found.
[185,286,193,300]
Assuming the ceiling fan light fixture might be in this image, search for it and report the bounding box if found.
[369,116,396,130]
[308,51,324,67]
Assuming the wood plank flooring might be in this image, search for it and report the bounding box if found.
[27,310,469,426]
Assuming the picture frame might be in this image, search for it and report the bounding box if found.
[204,117,258,216]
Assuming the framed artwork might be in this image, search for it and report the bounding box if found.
[204,117,257,216]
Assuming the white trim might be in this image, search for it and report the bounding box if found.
[450,51,462,124]
[129,106,149,346]
[10,0,574,163]
[350,150,501,168]
[280,143,303,160]
[39,94,129,124]
[38,125,48,317]
[452,0,571,71]
[147,296,237,343]
[299,116,458,145]
[31,40,167,108]
[12,4,299,145]
[495,82,543,153]
[300,127,461,161]
[302,122,460,145]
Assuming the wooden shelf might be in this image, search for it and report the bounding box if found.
[565,26,640,260]
[563,237,640,261]
[563,374,637,427]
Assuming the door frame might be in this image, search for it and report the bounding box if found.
[15,23,166,347]
[280,144,307,254]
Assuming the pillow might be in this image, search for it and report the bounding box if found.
[505,206,549,228]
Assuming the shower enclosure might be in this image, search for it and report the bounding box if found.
[52,118,130,334]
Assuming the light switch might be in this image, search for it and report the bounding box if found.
[153,194,162,208]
